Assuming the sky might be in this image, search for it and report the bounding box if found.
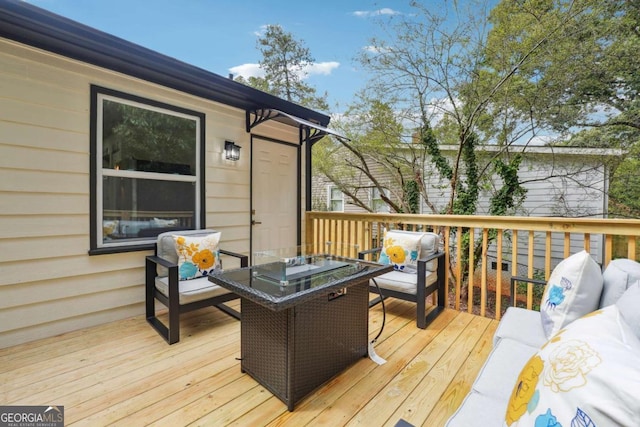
[26,0,410,113]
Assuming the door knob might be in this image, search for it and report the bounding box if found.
[252,220,262,225]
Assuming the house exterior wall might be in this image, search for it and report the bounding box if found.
[421,148,610,268]
[0,38,299,348]
[313,146,615,269]
[311,160,400,213]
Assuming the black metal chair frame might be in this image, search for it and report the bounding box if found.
[509,275,547,307]
[145,247,248,344]
[358,248,446,328]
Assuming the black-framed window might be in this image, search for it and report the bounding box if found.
[89,86,205,254]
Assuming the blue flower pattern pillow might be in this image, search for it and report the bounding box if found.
[540,251,603,338]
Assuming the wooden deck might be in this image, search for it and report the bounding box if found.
[0,299,498,426]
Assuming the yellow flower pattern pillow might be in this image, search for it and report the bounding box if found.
[173,233,221,280]
[505,305,640,427]
[378,230,423,274]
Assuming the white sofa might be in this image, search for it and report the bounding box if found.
[446,254,640,427]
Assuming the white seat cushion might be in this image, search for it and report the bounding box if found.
[472,337,539,400]
[371,270,438,294]
[616,281,640,340]
[155,276,231,305]
[445,390,506,427]
[493,307,548,348]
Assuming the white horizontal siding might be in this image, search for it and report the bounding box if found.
[0,38,297,348]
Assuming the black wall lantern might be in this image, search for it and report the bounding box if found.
[224,140,241,161]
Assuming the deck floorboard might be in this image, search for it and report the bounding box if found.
[0,298,497,427]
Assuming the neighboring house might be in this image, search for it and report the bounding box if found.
[313,144,622,269]
[0,2,341,348]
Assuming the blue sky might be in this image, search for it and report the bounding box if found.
[27,0,407,113]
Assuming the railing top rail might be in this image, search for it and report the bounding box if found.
[306,212,640,236]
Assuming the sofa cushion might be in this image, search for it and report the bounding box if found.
[493,307,547,349]
[615,280,640,341]
[445,391,506,427]
[378,230,424,274]
[505,305,640,426]
[152,217,179,228]
[472,337,539,400]
[540,250,603,338]
[173,232,221,280]
[155,276,230,305]
[418,232,440,272]
[599,258,640,307]
[371,270,438,294]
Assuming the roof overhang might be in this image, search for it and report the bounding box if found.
[247,108,348,145]
[0,1,332,131]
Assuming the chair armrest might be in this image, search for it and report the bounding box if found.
[146,255,177,270]
[418,250,445,264]
[145,255,179,300]
[358,247,382,260]
[510,275,547,307]
[220,249,248,268]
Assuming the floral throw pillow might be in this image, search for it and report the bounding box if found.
[505,305,640,427]
[173,232,221,280]
[378,230,423,274]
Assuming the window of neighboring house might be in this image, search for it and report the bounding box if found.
[328,186,344,211]
[90,86,205,254]
[371,187,390,213]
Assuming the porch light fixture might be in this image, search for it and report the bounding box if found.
[224,140,240,161]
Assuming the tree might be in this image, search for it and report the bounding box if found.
[313,97,424,213]
[236,24,328,111]
[315,0,577,298]
[486,0,640,135]
[351,0,531,219]
[484,0,639,216]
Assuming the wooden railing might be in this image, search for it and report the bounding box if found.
[305,212,640,320]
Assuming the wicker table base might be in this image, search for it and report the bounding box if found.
[239,280,369,411]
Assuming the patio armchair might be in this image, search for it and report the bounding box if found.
[145,229,248,344]
[358,230,446,328]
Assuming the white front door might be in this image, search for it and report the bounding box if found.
[251,137,299,258]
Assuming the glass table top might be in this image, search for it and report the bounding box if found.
[208,245,392,310]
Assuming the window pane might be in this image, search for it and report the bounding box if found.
[330,200,343,211]
[330,187,343,200]
[102,99,196,175]
[102,176,196,242]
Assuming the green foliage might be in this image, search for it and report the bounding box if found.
[421,124,453,181]
[489,154,527,216]
[609,158,640,218]
[403,180,420,214]
[485,0,640,134]
[245,24,328,111]
[314,97,413,213]
[453,134,480,215]
[103,101,196,171]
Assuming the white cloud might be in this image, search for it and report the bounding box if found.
[229,63,264,79]
[229,61,339,80]
[253,24,268,37]
[305,61,340,76]
[352,8,402,18]
[363,45,390,54]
